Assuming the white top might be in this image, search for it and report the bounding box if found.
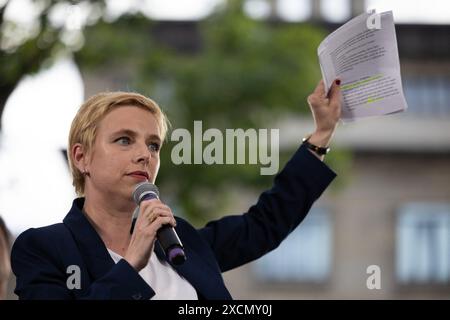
[107,248,198,300]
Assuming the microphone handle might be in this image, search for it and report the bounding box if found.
[130,194,186,265]
[157,226,186,265]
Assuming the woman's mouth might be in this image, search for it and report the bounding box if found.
[127,171,149,181]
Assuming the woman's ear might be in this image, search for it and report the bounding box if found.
[71,143,90,172]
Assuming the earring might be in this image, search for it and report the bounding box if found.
[82,170,90,177]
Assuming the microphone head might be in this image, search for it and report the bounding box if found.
[132,182,160,205]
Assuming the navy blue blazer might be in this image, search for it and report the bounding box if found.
[11,144,336,300]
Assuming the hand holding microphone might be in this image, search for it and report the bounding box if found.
[124,182,186,271]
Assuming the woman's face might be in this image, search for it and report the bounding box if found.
[83,106,162,203]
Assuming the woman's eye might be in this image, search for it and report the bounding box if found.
[149,142,160,152]
[116,137,131,145]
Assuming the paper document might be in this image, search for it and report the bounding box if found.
[318,10,408,122]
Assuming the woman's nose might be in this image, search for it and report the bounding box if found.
[134,144,151,164]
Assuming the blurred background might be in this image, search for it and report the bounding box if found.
[0,0,449,299]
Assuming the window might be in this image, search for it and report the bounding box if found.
[244,0,312,22]
[277,0,312,22]
[396,203,450,284]
[403,76,450,116]
[253,206,332,283]
[321,0,350,23]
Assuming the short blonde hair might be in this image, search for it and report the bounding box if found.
[68,91,169,196]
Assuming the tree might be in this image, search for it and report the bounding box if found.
[0,0,106,131]
[143,0,341,224]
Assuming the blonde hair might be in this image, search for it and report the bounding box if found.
[68,91,169,196]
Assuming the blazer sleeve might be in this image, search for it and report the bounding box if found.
[11,228,154,300]
[198,144,337,272]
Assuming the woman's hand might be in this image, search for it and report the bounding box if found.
[124,199,176,271]
[306,79,342,158]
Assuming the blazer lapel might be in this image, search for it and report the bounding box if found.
[63,198,116,281]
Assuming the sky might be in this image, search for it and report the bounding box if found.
[0,58,83,235]
[1,0,449,235]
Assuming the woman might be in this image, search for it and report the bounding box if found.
[11,79,341,300]
[0,216,11,299]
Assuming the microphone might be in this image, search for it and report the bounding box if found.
[130,182,186,265]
